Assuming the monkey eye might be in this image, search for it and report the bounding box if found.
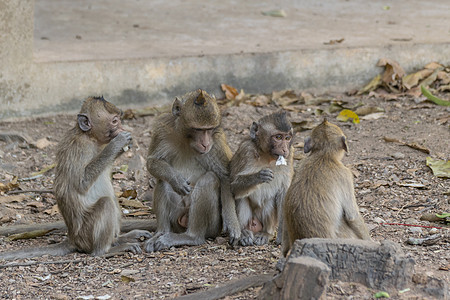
[285,136,292,141]
[275,134,283,140]
[112,117,119,125]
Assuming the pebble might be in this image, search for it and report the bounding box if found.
[429,228,439,234]
[392,152,405,159]
[409,227,422,234]
[373,217,386,224]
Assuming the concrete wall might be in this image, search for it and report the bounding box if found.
[1,0,449,120]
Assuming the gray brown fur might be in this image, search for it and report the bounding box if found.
[230,111,294,246]
[144,89,240,252]
[0,97,151,260]
[282,119,370,256]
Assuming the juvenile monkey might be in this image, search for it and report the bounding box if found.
[230,111,294,246]
[0,96,151,260]
[282,119,370,256]
[144,89,241,252]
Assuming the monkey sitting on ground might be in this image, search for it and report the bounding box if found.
[144,89,241,252]
[230,111,294,246]
[282,119,371,257]
[0,96,151,260]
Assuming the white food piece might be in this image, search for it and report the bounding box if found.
[122,145,129,152]
[276,155,287,166]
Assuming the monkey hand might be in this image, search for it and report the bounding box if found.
[110,131,133,155]
[119,229,152,243]
[253,232,270,246]
[171,176,192,196]
[256,169,274,184]
[143,232,163,252]
[239,229,255,246]
[223,220,241,246]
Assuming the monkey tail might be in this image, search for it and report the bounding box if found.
[0,240,75,261]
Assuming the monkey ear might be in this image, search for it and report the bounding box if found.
[304,137,312,153]
[250,122,258,140]
[341,136,349,152]
[77,114,91,132]
[172,97,182,117]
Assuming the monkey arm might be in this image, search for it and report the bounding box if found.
[342,182,371,240]
[202,132,241,244]
[147,155,180,183]
[230,171,272,198]
[81,151,116,192]
[220,177,241,244]
[274,190,287,245]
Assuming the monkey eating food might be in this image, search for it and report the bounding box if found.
[0,96,151,260]
[282,119,371,257]
[230,111,294,246]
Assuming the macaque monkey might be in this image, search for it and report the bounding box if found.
[0,96,151,260]
[230,111,294,246]
[282,119,371,256]
[144,89,241,252]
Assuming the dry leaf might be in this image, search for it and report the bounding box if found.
[324,38,344,45]
[438,84,450,92]
[247,95,270,107]
[358,74,382,95]
[290,120,315,132]
[35,138,54,149]
[44,204,60,216]
[396,181,428,189]
[424,62,443,70]
[354,106,385,116]
[120,198,147,208]
[361,112,385,120]
[437,71,450,84]
[402,69,433,90]
[419,68,442,88]
[377,58,405,85]
[426,157,450,178]
[120,189,138,199]
[0,194,27,204]
[0,177,19,192]
[221,84,239,100]
[27,201,46,208]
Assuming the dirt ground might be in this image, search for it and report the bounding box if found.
[0,88,449,299]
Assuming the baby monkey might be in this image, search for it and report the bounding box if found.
[230,111,294,246]
[282,119,370,256]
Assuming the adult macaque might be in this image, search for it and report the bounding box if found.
[144,89,240,252]
[0,96,151,260]
[230,111,294,246]
[282,119,371,257]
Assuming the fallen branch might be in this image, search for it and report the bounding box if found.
[7,189,53,195]
[0,251,128,269]
[0,219,157,236]
[174,273,274,300]
[383,136,430,154]
[381,223,445,230]
[0,258,84,269]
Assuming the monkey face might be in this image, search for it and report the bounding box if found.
[270,133,292,158]
[78,97,124,145]
[188,127,215,154]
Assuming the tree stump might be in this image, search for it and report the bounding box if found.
[260,256,330,300]
[288,238,415,290]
